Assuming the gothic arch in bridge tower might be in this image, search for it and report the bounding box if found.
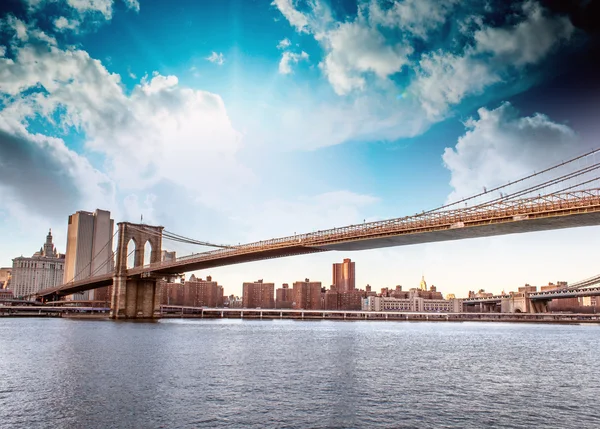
[143,240,153,267]
[126,238,138,269]
[114,222,163,272]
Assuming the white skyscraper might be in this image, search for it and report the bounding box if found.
[63,209,115,300]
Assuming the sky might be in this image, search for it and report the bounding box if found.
[1,0,599,297]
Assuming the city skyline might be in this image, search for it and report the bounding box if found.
[0,226,581,299]
[1,0,600,298]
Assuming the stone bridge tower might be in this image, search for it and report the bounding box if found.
[111,222,164,319]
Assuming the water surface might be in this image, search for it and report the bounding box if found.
[1,318,599,428]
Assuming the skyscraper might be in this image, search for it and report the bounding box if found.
[332,258,355,293]
[63,209,114,300]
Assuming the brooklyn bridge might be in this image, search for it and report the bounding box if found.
[34,147,600,318]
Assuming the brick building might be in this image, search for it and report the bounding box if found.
[276,283,294,308]
[243,280,275,308]
[160,275,223,307]
[324,287,363,310]
[292,279,322,310]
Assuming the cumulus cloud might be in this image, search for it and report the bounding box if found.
[412,1,575,120]
[272,0,577,130]
[0,38,250,214]
[368,0,458,39]
[206,51,225,65]
[318,20,413,95]
[0,120,114,220]
[277,38,291,49]
[412,50,501,119]
[22,0,139,30]
[443,102,579,202]
[278,50,308,74]
[54,16,81,31]
[271,0,309,33]
[474,1,574,66]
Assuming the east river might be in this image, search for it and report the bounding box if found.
[1,318,599,428]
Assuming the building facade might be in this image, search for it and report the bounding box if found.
[362,295,462,313]
[275,283,294,308]
[324,287,363,310]
[63,209,114,300]
[292,279,322,310]
[332,258,355,293]
[160,275,223,307]
[242,280,275,308]
[11,230,65,298]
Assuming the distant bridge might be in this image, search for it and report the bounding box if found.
[34,147,600,318]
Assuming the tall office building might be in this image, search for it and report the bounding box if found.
[11,230,65,298]
[332,258,355,293]
[63,209,114,300]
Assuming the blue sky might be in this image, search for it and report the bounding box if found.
[1,0,600,296]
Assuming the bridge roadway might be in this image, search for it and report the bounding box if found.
[463,286,600,304]
[38,189,600,298]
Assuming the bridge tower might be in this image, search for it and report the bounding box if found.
[111,222,164,319]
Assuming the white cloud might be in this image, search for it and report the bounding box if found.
[271,0,309,33]
[474,1,574,66]
[23,0,139,24]
[54,16,81,32]
[278,50,308,74]
[0,40,250,213]
[0,116,114,220]
[318,20,413,95]
[206,51,225,65]
[123,0,140,13]
[277,38,291,49]
[443,102,579,202]
[67,0,114,19]
[411,1,574,120]
[412,49,501,120]
[368,0,458,39]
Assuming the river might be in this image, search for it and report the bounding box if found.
[1,318,599,428]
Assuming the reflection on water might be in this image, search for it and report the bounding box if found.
[1,318,600,428]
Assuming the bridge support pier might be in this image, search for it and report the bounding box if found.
[110,222,164,319]
[111,276,160,319]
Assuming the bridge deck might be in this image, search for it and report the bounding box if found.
[38,190,600,298]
